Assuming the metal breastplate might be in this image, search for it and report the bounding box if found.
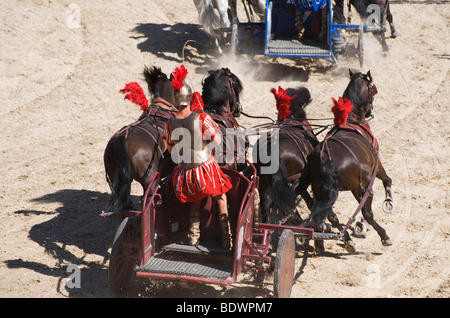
[168,112,211,169]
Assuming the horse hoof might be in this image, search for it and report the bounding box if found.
[345,241,357,254]
[382,238,393,246]
[382,198,394,214]
[314,240,325,254]
[354,221,367,237]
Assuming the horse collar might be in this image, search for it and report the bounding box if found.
[220,106,239,128]
[151,97,177,112]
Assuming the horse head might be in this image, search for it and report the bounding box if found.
[143,66,175,107]
[343,70,378,121]
[221,68,244,118]
[202,68,243,118]
[286,87,312,120]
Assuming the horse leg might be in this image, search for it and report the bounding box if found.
[207,0,228,55]
[358,192,393,247]
[379,30,388,53]
[103,135,134,212]
[297,175,315,211]
[377,159,394,213]
[328,210,356,253]
[296,156,316,212]
[228,0,239,24]
[214,38,223,55]
[309,180,326,253]
[386,0,398,38]
[103,156,116,213]
[309,158,339,253]
[215,0,230,26]
[333,0,346,24]
[375,6,389,53]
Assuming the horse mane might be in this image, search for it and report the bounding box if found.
[227,70,243,95]
[286,87,311,119]
[202,70,228,113]
[202,68,243,114]
[143,66,169,98]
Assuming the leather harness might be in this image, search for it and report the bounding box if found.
[112,98,177,184]
[268,118,316,182]
[319,117,380,234]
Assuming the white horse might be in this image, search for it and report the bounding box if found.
[193,0,265,54]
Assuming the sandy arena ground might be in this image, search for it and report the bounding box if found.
[0,0,448,298]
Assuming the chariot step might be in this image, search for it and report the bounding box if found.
[266,38,330,56]
[136,250,234,284]
[162,243,232,256]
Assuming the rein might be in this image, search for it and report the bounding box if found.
[241,118,332,138]
[341,159,378,235]
[240,110,275,124]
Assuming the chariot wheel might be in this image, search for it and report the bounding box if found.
[358,25,364,67]
[273,229,295,298]
[108,217,140,296]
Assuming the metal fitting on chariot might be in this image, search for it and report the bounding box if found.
[173,80,193,107]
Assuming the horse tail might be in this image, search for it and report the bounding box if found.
[310,158,339,228]
[108,134,134,211]
[196,0,222,38]
[264,160,297,223]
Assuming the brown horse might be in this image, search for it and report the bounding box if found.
[303,70,393,253]
[102,66,177,214]
[254,87,319,224]
[334,0,398,53]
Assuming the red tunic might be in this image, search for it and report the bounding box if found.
[163,112,232,203]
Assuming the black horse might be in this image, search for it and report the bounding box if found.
[254,87,319,224]
[303,70,393,253]
[202,67,245,169]
[102,66,177,214]
[335,0,398,52]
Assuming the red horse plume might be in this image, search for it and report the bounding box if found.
[119,82,149,112]
[172,65,188,90]
[190,92,204,111]
[331,97,353,125]
[270,86,296,120]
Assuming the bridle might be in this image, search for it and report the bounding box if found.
[362,73,378,119]
[221,68,242,118]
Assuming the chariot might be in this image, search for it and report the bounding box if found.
[229,0,388,66]
[103,156,336,298]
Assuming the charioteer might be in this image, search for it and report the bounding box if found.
[162,65,233,250]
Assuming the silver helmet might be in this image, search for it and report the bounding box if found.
[173,80,193,107]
